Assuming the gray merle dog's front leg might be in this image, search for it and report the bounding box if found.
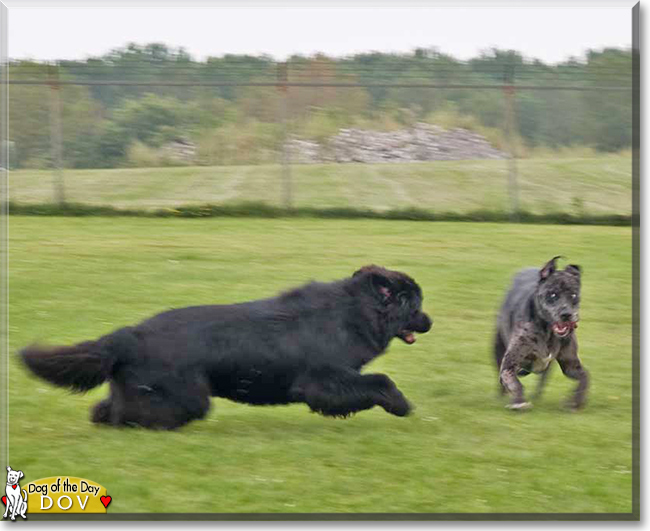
[557,337,589,410]
[532,364,552,401]
[499,350,531,410]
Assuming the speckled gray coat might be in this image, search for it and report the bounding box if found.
[494,257,589,410]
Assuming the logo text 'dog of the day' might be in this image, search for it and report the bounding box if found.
[23,477,110,514]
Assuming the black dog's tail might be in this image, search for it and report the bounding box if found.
[20,327,136,392]
[20,341,113,392]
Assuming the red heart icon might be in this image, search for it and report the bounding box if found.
[100,495,111,509]
[1,495,6,506]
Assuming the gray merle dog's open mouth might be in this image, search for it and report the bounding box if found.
[552,321,578,337]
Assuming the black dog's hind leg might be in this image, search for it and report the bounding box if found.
[107,370,211,429]
[91,381,120,425]
[290,366,411,418]
[557,336,589,410]
[91,397,113,425]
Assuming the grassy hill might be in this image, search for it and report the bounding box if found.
[9,155,631,217]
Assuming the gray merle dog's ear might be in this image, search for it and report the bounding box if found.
[353,265,394,302]
[539,255,563,281]
[565,264,581,277]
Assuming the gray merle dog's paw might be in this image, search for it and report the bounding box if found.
[563,399,585,412]
[505,401,533,411]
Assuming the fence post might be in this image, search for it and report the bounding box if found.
[277,62,292,210]
[503,64,520,221]
[48,64,65,206]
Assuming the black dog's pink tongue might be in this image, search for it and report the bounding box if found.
[403,333,416,344]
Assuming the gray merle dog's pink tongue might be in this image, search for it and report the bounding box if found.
[552,322,574,336]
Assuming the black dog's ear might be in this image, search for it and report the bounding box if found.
[354,265,394,303]
[565,264,581,277]
[353,264,384,278]
[353,265,373,278]
[369,273,394,303]
[539,255,562,281]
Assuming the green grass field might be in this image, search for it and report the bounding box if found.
[7,217,633,515]
[10,155,631,216]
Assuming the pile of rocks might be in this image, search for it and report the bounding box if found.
[286,123,507,164]
[284,138,321,163]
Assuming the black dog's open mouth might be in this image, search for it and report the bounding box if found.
[552,321,577,337]
[397,331,417,344]
[396,312,432,344]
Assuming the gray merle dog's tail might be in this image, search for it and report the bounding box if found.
[20,327,136,392]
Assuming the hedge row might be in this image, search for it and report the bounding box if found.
[7,202,632,226]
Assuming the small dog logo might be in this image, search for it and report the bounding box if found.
[3,466,28,520]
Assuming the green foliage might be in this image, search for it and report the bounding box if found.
[95,120,129,167]
[8,63,102,168]
[582,49,633,152]
[423,103,512,152]
[293,108,402,143]
[8,45,632,169]
[196,121,282,166]
[294,110,344,142]
[111,94,183,146]
[125,141,186,168]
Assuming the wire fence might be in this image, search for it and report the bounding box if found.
[7,60,633,219]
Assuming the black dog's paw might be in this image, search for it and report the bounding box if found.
[90,399,112,424]
[381,392,413,417]
[389,401,413,417]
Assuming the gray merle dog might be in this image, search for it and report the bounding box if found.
[494,256,589,411]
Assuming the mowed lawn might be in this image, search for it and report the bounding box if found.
[7,217,633,515]
[9,155,631,216]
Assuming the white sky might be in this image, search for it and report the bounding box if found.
[5,1,635,64]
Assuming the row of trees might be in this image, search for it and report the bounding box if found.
[9,44,632,168]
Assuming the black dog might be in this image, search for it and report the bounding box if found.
[21,265,432,429]
[494,256,588,410]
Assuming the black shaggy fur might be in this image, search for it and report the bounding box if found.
[21,265,432,429]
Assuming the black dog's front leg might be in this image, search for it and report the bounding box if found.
[290,366,411,418]
[499,350,530,410]
[557,336,589,410]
